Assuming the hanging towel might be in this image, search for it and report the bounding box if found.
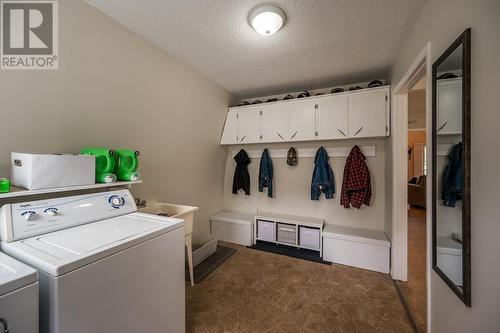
[232,149,251,195]
[311,147,335,200]
[441,142,463,207]
[258,148,273,198]
[341,145,371,209]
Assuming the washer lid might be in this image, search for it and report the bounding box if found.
[2,212,183,277]
[0,252,37,296]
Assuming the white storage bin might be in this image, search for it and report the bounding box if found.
[257,219,275,242]
[210,211,254,246]
[323,225,390,274]
[277,223,297,245]
[299,226,321,250]
[11,152,95,190]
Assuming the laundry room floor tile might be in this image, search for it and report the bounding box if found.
[186,242,413,333]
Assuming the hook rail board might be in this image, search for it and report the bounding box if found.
[231,146,376,159]
[437,144,454,156]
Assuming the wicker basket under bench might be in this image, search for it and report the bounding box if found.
[254,212,324,257]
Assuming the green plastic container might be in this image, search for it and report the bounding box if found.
[80,148,117,183]
[114,149,140,181]
[0,178,10,193]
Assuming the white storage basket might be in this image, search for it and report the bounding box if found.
[277,223,297,245]
[257,220,275,242]
[299,226,321,250]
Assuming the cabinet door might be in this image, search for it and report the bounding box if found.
[262,103,287,142]
[287,99,315,141]
[220,110,238,144]
[316,95,349,140]
[437,79,462,135]
[237,107,261,144]
[349,89,388,138]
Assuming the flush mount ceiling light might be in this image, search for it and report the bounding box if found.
[249,5,286,36]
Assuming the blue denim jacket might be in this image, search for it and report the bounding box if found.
[258,148,273,198]
[311,147,335,200]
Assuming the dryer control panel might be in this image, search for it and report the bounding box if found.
[0,189,136,242]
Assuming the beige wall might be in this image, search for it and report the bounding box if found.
[408,89,426,130]
[0,0,231,243]
[390,0,500,331]
[222,139,387,232]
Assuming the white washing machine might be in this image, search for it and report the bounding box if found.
[0,252,38,333]
[0,189,185,333]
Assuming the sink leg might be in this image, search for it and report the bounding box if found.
[185,236,194,286]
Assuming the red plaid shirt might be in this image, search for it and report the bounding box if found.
[341,145,371,209]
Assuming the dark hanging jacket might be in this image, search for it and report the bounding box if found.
[232,149,251,195]
[311,147,335,200]
[341,145,371,209]
[258,149,273,198]
[442,142,463,207]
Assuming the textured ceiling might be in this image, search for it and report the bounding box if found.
[85,0,425,98]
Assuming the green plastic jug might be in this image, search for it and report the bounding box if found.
[80,148,117,183]
[114,149,140,181]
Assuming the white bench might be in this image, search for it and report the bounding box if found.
[210,211,254,246]
[323,225,390,274]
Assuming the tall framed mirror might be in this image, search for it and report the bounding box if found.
[432,28,471,306]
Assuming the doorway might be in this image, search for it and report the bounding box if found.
[399,77,427,333]
[390,43,431,333]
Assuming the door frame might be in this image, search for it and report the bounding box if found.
[391,42,432,332]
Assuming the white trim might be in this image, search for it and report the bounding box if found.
[424,43,433,333]
[390,93,409,281]
[408,127,426,132]
[231,146,376,159]
[391,42,432,333]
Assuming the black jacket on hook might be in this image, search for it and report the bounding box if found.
[258,148,273,198]
[232,149,251,195]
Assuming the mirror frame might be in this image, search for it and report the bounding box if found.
[432,28,471,307]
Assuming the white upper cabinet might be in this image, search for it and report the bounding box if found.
[436,78,462,135]
[261,103,287,142]
[287,99,316,141]
[237,107,261,144]
[220,86,390,145]
[315,95,349,140]
[349,88,388,138]
[220,110,238,144]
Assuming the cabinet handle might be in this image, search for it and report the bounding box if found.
[437,122,448,132]
[0,318,9,333]
[290,131,298,140]
[354,127,364,136]
[337,129,346,137]
[277,132,284,140]
[239,135,246,142]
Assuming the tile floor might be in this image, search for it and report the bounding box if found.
[186,242,413,333]
[397,207,427,333]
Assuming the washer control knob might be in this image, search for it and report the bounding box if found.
[22,211,36,221]
[109,195,125,208]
